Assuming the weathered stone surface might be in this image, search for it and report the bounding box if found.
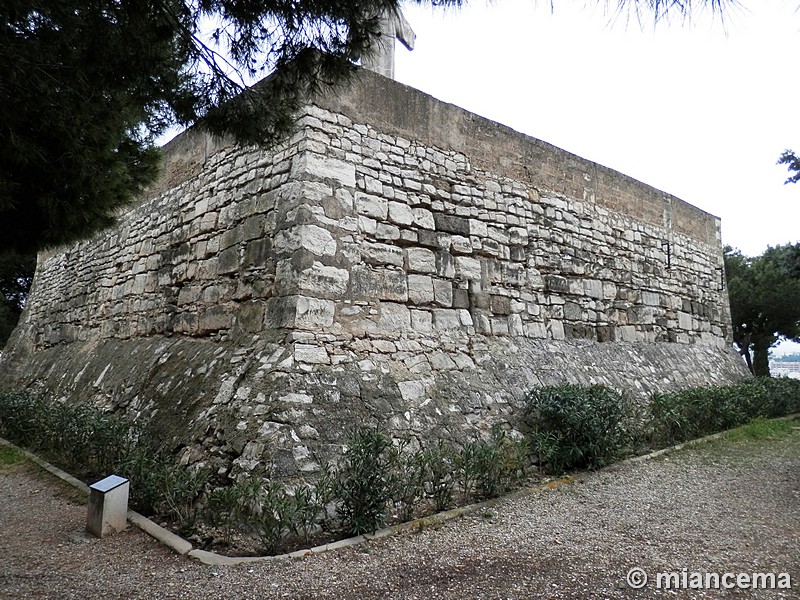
[406,248,436,274]
[0,69,748,487]
[350,266,408,302]
[407,274,434,305]
[291,153,356,188]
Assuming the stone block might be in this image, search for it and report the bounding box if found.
[274,224,337,257]
[432,279,453,307]
[450,235,473,254]
[564,301,583,321]
[218,246,240,275]
[548,320,565,340]
[406,248,437,274]
[433,213,470,235]
[544,275,569,294]
[508,314,524,336]
[432,309,461,330]
[380,302,411,331]
[435,252,456,278]
[413,208,435,230]
[244,239,272,268]
[294,344,330,364]
[266,296,335,329]
[491,318,510,336]
[602,282,617,300]
[584,279,603,299]
[199,305,232,333]
[678,311,693,330]
[490,295,511,315]
[295,261,350,297]
[363,243,404,267]
[398,380,426,401]
[454,256,482,281]
[291,153,356,188]
[410,309,433,332]
[237,300,266,333]
[452,289,470,309]
[642,291,661,306]
[376,223,401,240]
[355,193,388,219]
[388,201,414,226]
[469,219,488,237]
[351,266,408,302]
[408,274,435,305]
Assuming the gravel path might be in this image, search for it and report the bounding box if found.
[1,431,798,599]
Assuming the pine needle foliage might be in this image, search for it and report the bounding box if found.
[1,0,461,253]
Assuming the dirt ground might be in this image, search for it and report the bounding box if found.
[1,428,798,599]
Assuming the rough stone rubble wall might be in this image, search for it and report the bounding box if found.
[0,72,749,481]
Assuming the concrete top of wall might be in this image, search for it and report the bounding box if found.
[152,68,720,246]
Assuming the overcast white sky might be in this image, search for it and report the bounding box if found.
[393,0,799,259]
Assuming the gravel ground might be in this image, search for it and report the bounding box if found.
[1,431,798,600]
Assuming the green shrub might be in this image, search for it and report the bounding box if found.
[525,384,634,474]
[649,377,800,447]
[0,389,207,527]
[422,441,456,512]
[335,427,396,535]
[457,426,528,500]
[389,442,427,521]
[292,464,336,543]
[245,480,296,554]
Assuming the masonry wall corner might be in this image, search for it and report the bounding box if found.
[0,69,750,480]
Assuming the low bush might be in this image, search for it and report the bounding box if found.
[457,426,528,499]
[525,384,635,474]
[0,390,207,526]
[649,377,800,446]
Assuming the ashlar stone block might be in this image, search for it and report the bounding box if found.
[408,274,435,305]
[355,193,388,220]
[388,201,414,226]
[380,302,411,331]
[454,256,482,281]
[291,153,356,188]
[266,296,335,329]
[350,266,408,302]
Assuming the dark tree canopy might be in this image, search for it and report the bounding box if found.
[0,251,35,347]
[0,0,437,254]
[725,244,800,377]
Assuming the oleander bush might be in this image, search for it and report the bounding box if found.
[4,377,799,556]
[0,390,207,526]
[649,377,800,446]
[524,384,636,474]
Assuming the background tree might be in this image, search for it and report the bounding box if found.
[778,150,800,185]
[0,252,35,347]
[725,244,800,376]
[0,0,443,255]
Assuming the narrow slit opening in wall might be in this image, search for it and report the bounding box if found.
[716,267,725,291]
[661,241,671,270]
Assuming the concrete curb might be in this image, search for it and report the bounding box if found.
[0,437,90,495]
[4,411,799,566]
[0,436,194,555]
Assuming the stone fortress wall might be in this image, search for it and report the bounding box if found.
[0,70,749,480]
